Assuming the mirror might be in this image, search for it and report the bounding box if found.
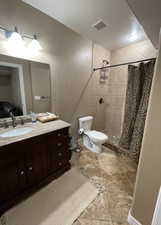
[0,54,51,119]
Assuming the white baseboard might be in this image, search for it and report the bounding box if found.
[128,209,142,225]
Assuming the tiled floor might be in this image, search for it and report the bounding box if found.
[72,147,137,225]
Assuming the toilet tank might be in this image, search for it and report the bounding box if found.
[79,116,93,132]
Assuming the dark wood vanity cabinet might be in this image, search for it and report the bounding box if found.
[47,130,70,173]
[0,127,70,215]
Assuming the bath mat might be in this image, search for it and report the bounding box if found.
[1,168,98,225]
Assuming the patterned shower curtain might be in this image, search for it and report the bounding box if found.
[119,60,155,161]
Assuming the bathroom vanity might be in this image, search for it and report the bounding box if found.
[0,120,71,215]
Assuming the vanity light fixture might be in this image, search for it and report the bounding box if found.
[0,25,42,51]
[7,26,25,47]
[28,34,43,51]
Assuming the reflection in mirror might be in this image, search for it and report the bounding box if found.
[0,54,51,119]
[0,65,24,119]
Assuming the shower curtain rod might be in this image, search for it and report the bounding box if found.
[93,57,156,72]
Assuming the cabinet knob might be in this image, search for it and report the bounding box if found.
[58,162,62,166]
[57,143,62,147]
[57,133,61,137]
[20,171,25,175]
[58,152,62,156]
[28,166,33,171]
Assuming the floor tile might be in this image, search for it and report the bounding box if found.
[72,147,137,225]
[80,193,111,221]
[78,218,113,225]
[72,220,82,225]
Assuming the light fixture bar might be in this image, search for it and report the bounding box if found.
[23,34,34,40]
[14,26,18,33]
[0,26,9,32]
[0,25,42,51]
[0,25,40,41]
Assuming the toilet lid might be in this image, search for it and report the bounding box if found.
[85,130,108,143]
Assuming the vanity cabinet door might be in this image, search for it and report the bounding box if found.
[0,161,24,203]
[0,145,26,203]
[24,137,48,187]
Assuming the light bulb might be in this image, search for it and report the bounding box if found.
[129,31,138,42]
[8,27,24,47]
[29,35,42,51]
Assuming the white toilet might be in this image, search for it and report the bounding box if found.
[79,116,108,153]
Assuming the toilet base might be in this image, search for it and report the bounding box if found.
[83,136,102,153]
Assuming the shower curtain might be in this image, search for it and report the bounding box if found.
[119,60,155,160]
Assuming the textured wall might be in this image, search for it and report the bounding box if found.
[105,40,156,137]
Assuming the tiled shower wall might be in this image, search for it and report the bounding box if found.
[105,39,157,138]
[70,43,110,135]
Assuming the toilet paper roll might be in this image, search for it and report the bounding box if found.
[79,128,84,135]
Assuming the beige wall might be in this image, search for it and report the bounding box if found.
[0,0,110,135]
[70,43,110,135]
[131,32,161,225]
[106,40,156,137]
[0,0,92,123]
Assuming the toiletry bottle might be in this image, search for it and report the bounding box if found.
[30,111,37,123]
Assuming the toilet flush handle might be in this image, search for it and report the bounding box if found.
[79,128,84,135]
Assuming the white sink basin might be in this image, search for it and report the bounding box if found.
[0,127,33,138]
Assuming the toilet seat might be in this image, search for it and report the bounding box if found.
[85,130,108,143]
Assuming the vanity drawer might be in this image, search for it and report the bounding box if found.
[54,139,69,149]
[54,159,68,170]
[53,128,69,137]
[49,148,69,172]
[46,128,69,150]
[54,147,69,160]
[46,128,69,142]
[46,127,68,135]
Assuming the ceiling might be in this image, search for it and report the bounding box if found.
[127,0,161,49]
[22,0,147,50]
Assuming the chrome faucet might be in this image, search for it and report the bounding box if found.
[3,120,9,129]
[10,112,17,128]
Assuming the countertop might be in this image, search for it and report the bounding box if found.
[0,120,70,147]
